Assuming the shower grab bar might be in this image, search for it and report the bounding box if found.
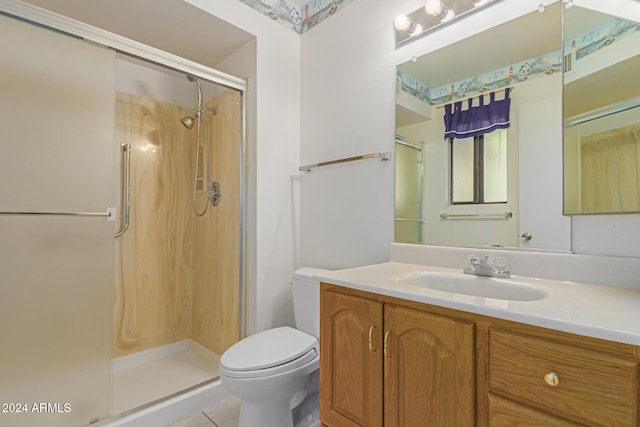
[299,152,391,173]
[395,217,424,222]
[440,212,513,219]
[0,208,116,218]
[115,142,131,237]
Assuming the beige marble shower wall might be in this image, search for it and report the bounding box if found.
[192,89,242,355]
[114,89,241,357]
[581,123,640,213]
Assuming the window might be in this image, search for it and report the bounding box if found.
[450,129,507,204]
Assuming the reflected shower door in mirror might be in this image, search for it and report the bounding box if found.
[395,2,570,251]
[395,138,424,243]
[563,0,640,215]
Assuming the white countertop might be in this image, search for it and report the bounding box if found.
[317,262,640,346]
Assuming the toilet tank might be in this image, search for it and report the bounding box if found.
[292,267,331,338]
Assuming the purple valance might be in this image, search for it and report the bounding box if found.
[443,88,511,140]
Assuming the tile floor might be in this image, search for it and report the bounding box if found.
[168,397,240,427]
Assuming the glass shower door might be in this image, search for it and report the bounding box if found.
[0,15,115,427]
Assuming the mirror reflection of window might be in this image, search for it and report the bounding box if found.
[451,138,475,203]
[451,129,507,204]
[483,130,508,203]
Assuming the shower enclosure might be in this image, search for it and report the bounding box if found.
[0,11,246,427]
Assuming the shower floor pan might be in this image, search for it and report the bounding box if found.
[112,340,220,415]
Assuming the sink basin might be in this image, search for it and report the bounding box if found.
[394,271,548,301]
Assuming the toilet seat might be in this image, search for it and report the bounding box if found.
[220,326,319,379]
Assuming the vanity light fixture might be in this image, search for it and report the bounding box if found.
[393,14,423,36]
[395,0,503,48]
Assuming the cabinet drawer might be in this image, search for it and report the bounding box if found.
[489,330,639,427]
[489,393,585,426]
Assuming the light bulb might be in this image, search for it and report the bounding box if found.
[394,14,421,35]
[394,14,410,30]
[425,0,443,16]
[473,0,490,7]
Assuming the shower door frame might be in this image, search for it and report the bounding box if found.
[0,0,249,416]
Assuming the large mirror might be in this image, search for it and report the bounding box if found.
[395,2,571,251]
[563,0,640,215]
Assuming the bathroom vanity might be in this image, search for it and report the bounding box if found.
[317,245,640,427]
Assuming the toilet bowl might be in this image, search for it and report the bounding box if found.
[219,268,330,427]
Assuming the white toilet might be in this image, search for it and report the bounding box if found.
[219,267,330,427]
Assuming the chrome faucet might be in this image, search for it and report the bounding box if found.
[464,254,510,278]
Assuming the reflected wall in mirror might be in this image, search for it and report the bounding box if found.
[563,0,640,215]
[395,2,572,251]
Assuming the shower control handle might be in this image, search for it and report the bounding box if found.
[210,181,222,206]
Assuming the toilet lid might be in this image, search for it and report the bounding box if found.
[220,326,319,378]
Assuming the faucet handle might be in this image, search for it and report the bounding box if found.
[467,254,485,269]
[493,256,509,274]
[467,254,478,266]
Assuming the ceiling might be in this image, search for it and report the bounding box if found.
[20,0,255,70]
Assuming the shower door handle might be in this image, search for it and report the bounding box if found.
[115,142,131,237]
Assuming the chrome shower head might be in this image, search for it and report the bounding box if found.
[180,114,196,129]
[180,106,218,130]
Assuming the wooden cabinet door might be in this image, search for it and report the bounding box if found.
[320,289,384,427]
[384,304,475,427]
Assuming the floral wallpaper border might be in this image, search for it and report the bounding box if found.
[398,16,640,106]
[397,51,563,106]
[566,17,639,60]
[237,0,354,34]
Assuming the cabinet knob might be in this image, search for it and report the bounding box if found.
[544,372,559,386]
[368,326,377,352]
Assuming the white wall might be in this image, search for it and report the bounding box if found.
[299,0,400,269]
[299,0,640,270]
[185,0,301,333]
